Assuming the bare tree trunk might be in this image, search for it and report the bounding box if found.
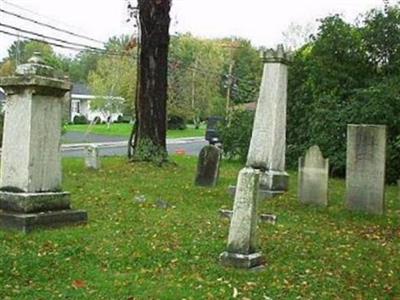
[131,0,171,163]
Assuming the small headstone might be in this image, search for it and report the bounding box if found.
[156,198,171,209]
[85,145,100,169]
[134,195,146,204]
[220,167,264,269]
[195,145,221,187]
[346,125,386,215]
[219,209,233,219]
[298,145,329,207]
[259,214,277,225]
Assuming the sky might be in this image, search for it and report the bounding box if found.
[0,0,388,60]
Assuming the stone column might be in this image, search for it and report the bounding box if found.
[246,45,289,199]
[298,145,329,207]
[220,167,264,269]
[346,125,386,215]
[0,53,87,232]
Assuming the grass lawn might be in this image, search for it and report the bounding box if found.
[0,156,399,299]
[65,123,206,139]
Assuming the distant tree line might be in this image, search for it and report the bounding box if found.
[0,34,262,125]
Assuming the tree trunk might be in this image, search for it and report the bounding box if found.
[132,0,171,163]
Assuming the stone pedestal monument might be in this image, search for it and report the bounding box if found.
[0,53,88,232]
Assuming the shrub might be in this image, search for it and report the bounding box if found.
[219,109,254,162]
[168,115,186,130]
[73,115,88,125]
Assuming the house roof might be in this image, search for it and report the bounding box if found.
[71,83,91,95]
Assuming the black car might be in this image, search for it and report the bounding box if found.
[205,116,224,145]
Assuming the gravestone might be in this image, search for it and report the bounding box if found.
[85,144,101,169]
[0,53,88,232]
[220,167,264,269]
[346,125,386,215]
[298,145,329,206]
[195,145,221,187]
[244,45,290,199]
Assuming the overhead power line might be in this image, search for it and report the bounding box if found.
[0,8,104,45]
[0,29,135,59]
[0,22,102,52]
[0,0,88,36]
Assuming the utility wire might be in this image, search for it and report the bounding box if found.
[0,29,135,59]
[0,0,88,36]
[0,8,104,45]
[0,22,102,52]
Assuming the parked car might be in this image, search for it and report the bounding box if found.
[205,116,224,145]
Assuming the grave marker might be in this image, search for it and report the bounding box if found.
[298,145,329,206]
[346,125,386,215]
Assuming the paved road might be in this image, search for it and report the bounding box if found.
[61,132,207,157]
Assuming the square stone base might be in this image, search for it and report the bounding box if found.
[220,251,265,269]
[228,185,285,200]
[260,170,289,192]
[0,209,88,233]
[0,191,71,213]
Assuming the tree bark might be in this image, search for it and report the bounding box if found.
[132,0,171,163]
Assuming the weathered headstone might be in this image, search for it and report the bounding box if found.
[220,167,264,269]
[195,145,221,187]
[231,45,290,199]
[346,125,386,215]
[85,144,101,169]
[298,145,329,206]
[0,53,88,232]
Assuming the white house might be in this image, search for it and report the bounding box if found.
[70,83,124,123]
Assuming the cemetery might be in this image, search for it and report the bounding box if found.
[0,1,400,299]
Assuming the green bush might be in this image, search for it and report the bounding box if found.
[73,115,88,125]
[168,115,186,130]
[287,9,400,183]
[219,109,254,162]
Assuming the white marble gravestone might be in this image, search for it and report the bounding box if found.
[346,125,386,215]
[0,53,87,232]
[298,145,329,206]
[85,145,101,170]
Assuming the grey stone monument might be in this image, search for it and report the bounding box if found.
[346,125,386,215]
[221,45,291,269]
[298,145,329,207]
[0,53,88,232]
[229,45,290,199]
[220,167,264,268]
[85,144,101,170]
[195,145,221,187]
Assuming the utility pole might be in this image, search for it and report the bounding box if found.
[225,60,235,113]
[191,58,199,128]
